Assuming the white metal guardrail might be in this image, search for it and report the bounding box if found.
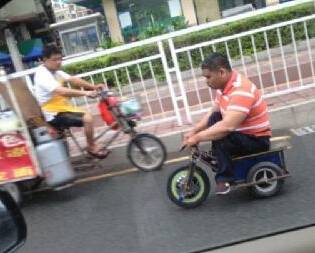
[173,14,315,117]
[3,0,315,128]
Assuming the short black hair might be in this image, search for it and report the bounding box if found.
[201,52,232,72]
[42,45,62,59]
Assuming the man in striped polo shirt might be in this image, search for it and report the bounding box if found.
[183,52,271,194]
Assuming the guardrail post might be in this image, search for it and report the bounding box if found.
[168,39,192,124]
[158,41,183,126]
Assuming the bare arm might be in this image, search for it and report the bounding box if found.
[183,104,220,143]
[191,103,220,134]
[68,76,96,90]
[194,110,247,142]
[53,86,96,98]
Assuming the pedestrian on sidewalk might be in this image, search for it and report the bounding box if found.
[183,52,271,194]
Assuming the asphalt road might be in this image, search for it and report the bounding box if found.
[19,131,315,253]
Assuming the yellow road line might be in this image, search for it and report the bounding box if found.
[165,155,190,165]
[27,155,191,193]
[75,155,190,185]
[75,168,138,184]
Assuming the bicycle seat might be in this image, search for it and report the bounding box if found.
[270,136,292,150]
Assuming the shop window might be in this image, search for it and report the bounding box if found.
[116,0,183,41]
[69,4,75,11]
[279,0,294,3]
[58,15,65,21]
[218,0,266,11]
[61,26,99,56]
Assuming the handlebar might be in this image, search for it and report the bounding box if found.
[179,145,186,152]
[98,90,116,99]
[179,145,199,152]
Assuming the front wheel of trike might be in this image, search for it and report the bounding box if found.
[167,166,210,208]
[127,133,167,172]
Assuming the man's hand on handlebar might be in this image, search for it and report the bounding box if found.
[94,83,106,91]
[180,143,199,152]
[182,134,199,148]
[183,130,196,143]
[85,90,98,98]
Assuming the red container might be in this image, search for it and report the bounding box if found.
[98,98,119,130]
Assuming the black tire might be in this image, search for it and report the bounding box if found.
[167,166,210,208]
[0,183,22,205]
[18,177,43,192]
[246,162,284,198]
[127,133,167,171]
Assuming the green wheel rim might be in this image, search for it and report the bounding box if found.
[171,170,205,203]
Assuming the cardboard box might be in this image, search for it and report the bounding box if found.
[0,78,46,127]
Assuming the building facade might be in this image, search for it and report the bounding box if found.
[79,0,293,43]
[51,0,94,23]
[0,0,56,71]
[54,0,296,44]
[50,13,104,57]
[0,0,296,71]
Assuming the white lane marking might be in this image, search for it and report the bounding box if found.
[291,125,315,136]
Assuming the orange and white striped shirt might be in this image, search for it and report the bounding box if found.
[215,71,271,137]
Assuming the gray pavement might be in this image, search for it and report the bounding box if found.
[19,131,315,253]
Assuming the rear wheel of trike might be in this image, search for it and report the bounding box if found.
[167,166,210,208]
[127,133,166,171]
[247,162,284,198]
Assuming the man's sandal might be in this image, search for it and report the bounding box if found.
[87,149,110,159]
